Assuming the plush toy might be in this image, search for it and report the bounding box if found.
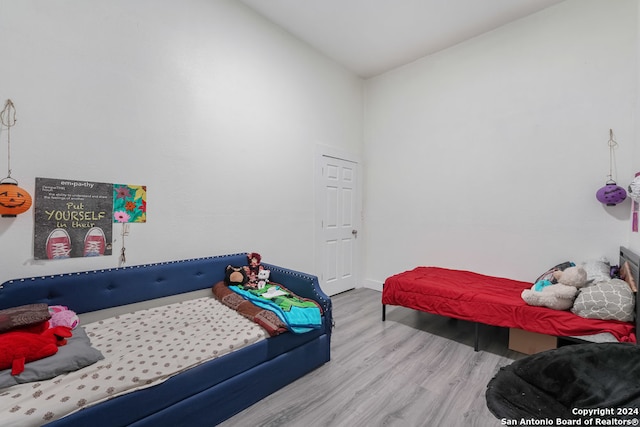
[50,310,79,330]
[0,326,72,375]
[224,265,248,286]
[521,266,588,310]
[48,305,79,330]
[532,261,575,291]
[257,269,270,289]
[246,252,264,282]
[11,320,50,335]
[245,252,265,287]
[48,305,68,313]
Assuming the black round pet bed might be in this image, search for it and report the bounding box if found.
[486,343,640,421]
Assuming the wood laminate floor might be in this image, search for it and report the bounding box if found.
[219,288,526,427]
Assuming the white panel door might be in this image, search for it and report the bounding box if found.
[320,156,357,295]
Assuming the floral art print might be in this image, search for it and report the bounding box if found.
[113,184,146,223]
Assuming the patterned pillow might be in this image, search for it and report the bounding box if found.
[571,279,635,322]
[0,304,51,333]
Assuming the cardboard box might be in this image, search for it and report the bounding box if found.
[508,328,557,355]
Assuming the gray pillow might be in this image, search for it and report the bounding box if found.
[571,279,635,322]
[0,326,103,389]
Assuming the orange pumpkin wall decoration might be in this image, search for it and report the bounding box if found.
[0,99,32,218]
[0,180,32,217]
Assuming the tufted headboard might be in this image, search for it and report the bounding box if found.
[0,254,332,333]
[0,253,249,314]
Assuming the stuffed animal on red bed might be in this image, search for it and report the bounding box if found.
[521,266,588,311]
[0,325,72,375]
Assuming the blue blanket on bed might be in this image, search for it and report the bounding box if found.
[229,285,322,333]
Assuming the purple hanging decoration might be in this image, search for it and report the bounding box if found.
[596,129,626,206]
[596,180,627,206]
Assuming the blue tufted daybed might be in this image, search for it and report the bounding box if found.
[0,253,332,426]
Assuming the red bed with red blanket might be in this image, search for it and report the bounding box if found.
[382,248,639,350]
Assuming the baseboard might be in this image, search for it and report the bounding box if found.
[363,279,383,292]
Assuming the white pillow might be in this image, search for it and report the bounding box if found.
[581,259,611,284]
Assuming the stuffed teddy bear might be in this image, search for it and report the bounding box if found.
[0,325,72,375]
[521,266,588,310]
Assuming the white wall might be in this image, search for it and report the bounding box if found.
[629,0,640,255]
[2,0,638,290]
[0,0,363,283]
[363,0,639,288]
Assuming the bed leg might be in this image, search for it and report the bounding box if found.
[382,304,386,321]
[474,323,479,352]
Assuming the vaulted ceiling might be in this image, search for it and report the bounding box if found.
[239,0,567,78]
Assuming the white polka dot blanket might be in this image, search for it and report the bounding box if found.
[0,297,266,426]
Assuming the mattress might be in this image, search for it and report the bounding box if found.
[382,267,635,343]
[0,296,267,427]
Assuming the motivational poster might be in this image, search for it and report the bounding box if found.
[34,177,113,260]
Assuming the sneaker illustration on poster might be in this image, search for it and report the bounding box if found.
[46,228,71,259]
[83,227,106,257]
